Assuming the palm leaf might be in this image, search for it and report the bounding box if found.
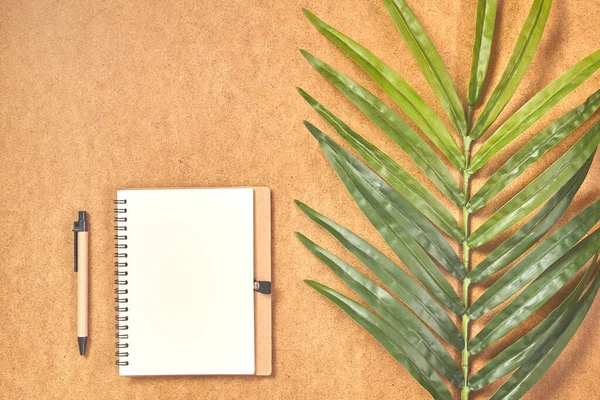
[469,228,600,355]
[296,201,463,349]
[468,120,600,248]
[301,50,465,206]
[469,254,598,391]
[467,0,498,107]
[381,0,467,135]
[469,50,600,171]
[298,233,463,386]
[306,280,454,399]
[469,0,552,140]
[297,1,600,398]
[303,9,465,169]
[468,156,594,284]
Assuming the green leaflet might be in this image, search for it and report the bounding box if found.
[469,254,597,391]
[302,9,465,169]
[469,228,600,355]
[297,234,463,386]
[469,90,600,213]
[380,0,467,136]
[306,281,454,400]
[306,122,466,314]
[489,258,600,400]
[298,88,463,242]
[468,156,593,284]
[468,120,600,248]
[468,167,599,319]
[467,0,498,106]
[469,0,552,140]
[295,201,464,350]
[470,50,600,170]
[299,109,464,279]
[301,50,465,206]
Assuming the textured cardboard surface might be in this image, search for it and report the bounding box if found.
[1,0,599,398]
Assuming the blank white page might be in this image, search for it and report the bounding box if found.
[117,188,255,376]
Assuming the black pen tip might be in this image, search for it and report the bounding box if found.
[78,337,88,356]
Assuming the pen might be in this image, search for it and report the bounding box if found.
[73,211,89,356]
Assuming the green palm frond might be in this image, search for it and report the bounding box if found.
[296,0,600,398]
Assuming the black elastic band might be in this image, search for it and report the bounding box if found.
[253,280,271,294]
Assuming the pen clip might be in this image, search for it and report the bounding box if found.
[73,222,79,272]
[72,211,88,273]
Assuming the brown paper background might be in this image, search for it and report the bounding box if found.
[1,0,599,398]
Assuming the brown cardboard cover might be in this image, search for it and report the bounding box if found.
[1,0,599,398]
[254,187,272,376]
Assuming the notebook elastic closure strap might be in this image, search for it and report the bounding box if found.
[253,280,271,294]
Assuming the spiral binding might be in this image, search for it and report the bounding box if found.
[114,199,129,366]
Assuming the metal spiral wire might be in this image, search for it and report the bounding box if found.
[114,199,129,366]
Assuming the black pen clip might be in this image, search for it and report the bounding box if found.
[72,211,88,272]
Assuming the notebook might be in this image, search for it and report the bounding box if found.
[114,187,272,376]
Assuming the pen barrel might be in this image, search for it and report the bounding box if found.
[77,231,89,337]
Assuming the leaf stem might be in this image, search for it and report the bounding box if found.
[461,135,472,400]
[466,105,473,128]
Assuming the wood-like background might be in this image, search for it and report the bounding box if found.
[1,0,599,398]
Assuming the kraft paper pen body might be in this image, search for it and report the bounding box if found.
[73,211,89,356]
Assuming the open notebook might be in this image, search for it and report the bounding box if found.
[114,187,272,376]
